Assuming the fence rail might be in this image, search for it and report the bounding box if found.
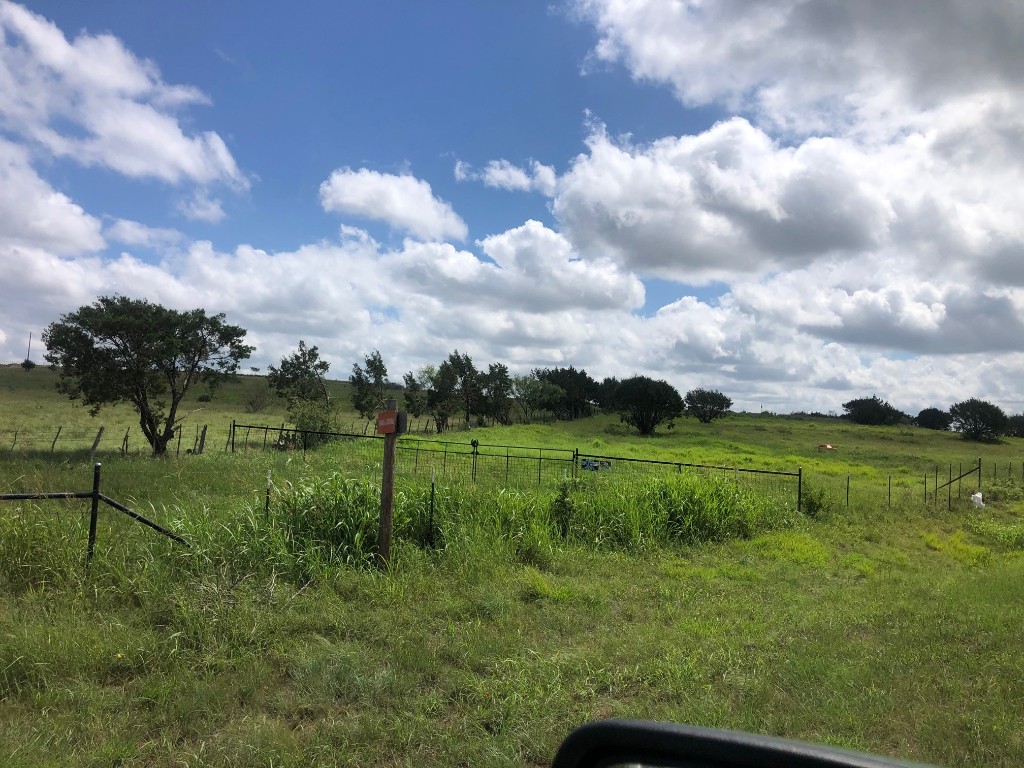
[0,463,189,561]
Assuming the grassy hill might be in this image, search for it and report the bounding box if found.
[1,365,1024,766]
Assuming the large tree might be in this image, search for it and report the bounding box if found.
[617,376,684,435]
[950,398,1007,442]
[534,366,598,420]
[841,395,906,426]
[43,296,251,455]
[683,388,733,424]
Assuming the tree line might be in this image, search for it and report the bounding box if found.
[43,295,1016,456]
[841,395,1022,443]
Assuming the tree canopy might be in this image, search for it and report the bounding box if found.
[949,398,1007,442]
[683,388,733,424]
[915,407,953,431]
[267,340,330,406]
[43,296,251,455]
[350,349,390,420]
[841,395,907,426]
[616,376,683,435]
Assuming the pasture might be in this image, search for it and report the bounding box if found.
[1,363,1023,766]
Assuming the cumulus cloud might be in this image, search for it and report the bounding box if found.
[565,0,1024,290]
[320,167,468,242]
[106,218,183,249]
[575,0,1024,136]
[0,137,104,255]
[0,1,246,189]
[177,190,226,224]
[553,119,895,281]
[455,158,557,196]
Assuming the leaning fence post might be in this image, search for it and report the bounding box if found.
[51,426,62,453]
[90,426,104,458]
[87,463,101,564]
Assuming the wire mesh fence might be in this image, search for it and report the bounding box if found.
[229,422,802,506]
[1,425,213,456]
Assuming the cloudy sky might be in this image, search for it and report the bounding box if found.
[2,1,1023,415]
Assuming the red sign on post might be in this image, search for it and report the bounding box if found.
[376,409,397,434]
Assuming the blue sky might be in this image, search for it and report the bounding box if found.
[2,1,1024,414]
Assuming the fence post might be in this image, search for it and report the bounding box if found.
[471,439,479,482]
[51,426,62,453]
[377,399,398,568]
[197,425,207,455]
[888,475,891,509]
[230,420,236,453]
[797,466,802,513]
[90,426,104,458]
[87,463,101,564]
[978,457,982,489]
[264,470,272,519]
[846,474,850,507]
[429,470,436,548]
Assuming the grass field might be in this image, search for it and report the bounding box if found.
[2,364,1024,766]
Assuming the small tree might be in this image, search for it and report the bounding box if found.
[268,341,335,438]
[402,370,427,418]
[20,358,36,370]
[267,340,331,406]
[617,376,683,435]
[481,362,514,425]
[43,296,251,455]
[915,407,952,431]
[950,398,1007,442]
[684,388,732,424]
[350,349,390,421]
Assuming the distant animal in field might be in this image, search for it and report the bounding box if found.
[581,459,613,471]
[816,444,836,452]
[971,492,985,508]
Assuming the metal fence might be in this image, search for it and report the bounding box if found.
[229,421,804,508]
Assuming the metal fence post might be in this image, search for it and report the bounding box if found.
[87,463,101,564]
[797,466,802,513]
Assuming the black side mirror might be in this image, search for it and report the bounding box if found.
[552,719,933,768]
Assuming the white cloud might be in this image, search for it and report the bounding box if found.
[454,158,557,196]
[106,218,183,248]
[553,119,896,281]
[177,190,226,224]
[575,0,1024,136]
[0,2,246,189]
[0,137,104,255]
[320,167,468,242]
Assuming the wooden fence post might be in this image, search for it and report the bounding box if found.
[197,425,207,455]
[90,426,104,458]
[51,426,62,453]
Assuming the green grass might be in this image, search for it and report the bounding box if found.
[3,367,1024,766]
